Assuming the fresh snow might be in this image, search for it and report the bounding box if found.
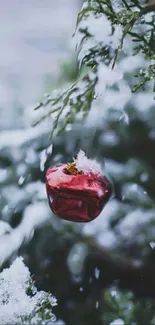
[75,149,103,174]
[0,127,48,148]
[0,257,57,325]
[0,202,50,265]
[40,144,53,172]
[117,209,155,240]
[76,11,122,65]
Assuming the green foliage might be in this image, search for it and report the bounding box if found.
[133,60,155,94]
[33,0,155,138]
[33,72,96,138]
[103,287,155,325]
[23,276,57,324]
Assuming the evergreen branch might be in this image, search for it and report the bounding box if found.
[112,2,155,69]
[33,0,155,135]
[112,12,139,69]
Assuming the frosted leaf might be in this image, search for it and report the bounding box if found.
[75,150,102,174]
[0,257,57,325]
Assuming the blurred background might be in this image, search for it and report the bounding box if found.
[1,1,155,325]
[0,0,79,130]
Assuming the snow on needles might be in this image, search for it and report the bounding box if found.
[76,10,122,65]
[0,257,57,325]
[75,150,103,174]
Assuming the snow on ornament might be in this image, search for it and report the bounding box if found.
[46,150,111,222]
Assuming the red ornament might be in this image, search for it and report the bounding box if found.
[46,152,111,222]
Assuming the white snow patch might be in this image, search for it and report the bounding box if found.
[150,241,155,249]
[40,144,53,172]
[0,128,47,148]
[25,181,47,200]
[0,169,8,183]
[95,63,123,96]
[110,319,125,325]
[47,144,53,155]
[140,172,149,183]
[96,301,99,309]
[40,149,48,172]
[18,175,25,185]
[0,221,12,237]
[83,200,120,249]
[0,257,57,325]
[0,202,50,265]
[133,92,155,112]
[119,55,144,73]
[98,229,118,249]
[55,320,65,325]
[20,202,51,241]
[75,150,102,174]
[94,267,100,279]
[117,209,155,239]
[76,12,122,65]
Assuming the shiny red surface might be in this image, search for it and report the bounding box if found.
[46,164,111,222]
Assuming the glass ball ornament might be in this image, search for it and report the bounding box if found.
[46,150,112,222]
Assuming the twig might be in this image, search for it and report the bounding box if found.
[112,48,119,70]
